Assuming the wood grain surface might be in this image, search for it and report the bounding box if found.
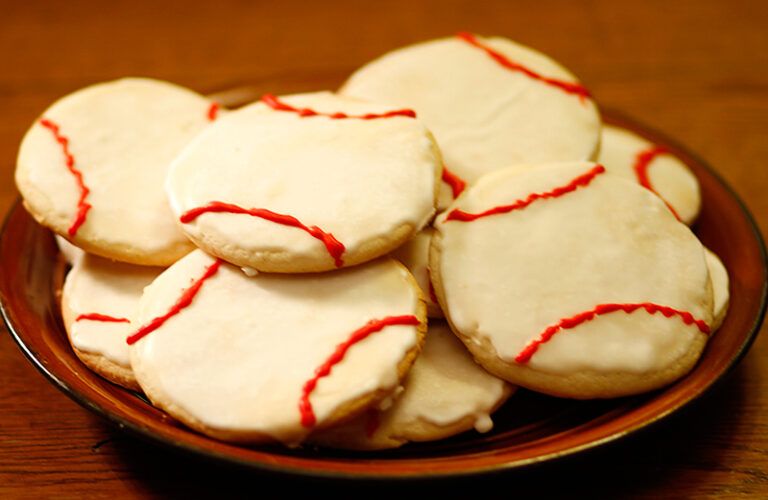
[1,0,767,497]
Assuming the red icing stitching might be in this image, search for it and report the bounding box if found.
[441,165,467,199]
[456,32,591,101]
[207,102,220,121]
[445,165,605,222]
[39,119,92,237]
[515,302,711,363]
[298,315,421,428]
[76,313,130,323]
[633,145,682,221]
[261,93,417,120]
[180,201,346,268]
[126,259,222,345]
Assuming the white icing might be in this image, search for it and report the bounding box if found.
[704,248,730,330]
[166,91,439,270]
[340,35,601,207]
[434,162,713,374]
[16,78,213,262]
[240,266,259,277]
[62,255,162,367]
[598,124,701,225]
[55,235,85,266]
[473,413,494,433]
[392,228,442,317]
[129,250,421,444]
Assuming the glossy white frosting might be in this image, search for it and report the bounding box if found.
[433,162,713,374]
[129,250,422,444]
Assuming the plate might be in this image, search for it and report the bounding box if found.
[1,111,766,479]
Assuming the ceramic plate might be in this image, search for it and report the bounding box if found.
[1,111,766,479]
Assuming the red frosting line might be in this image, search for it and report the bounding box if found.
[445,165,605,222]
[76,313,130,323]
[633,145,682,221]
[39,118,92,237]
[126,259,222,345]
[298,315,421,428]
[441,165,467,199]
[456,32,591,101]
[515,302,711,363]
[207,102,220,121]
[180,201,346,268]
[261,93,417,120]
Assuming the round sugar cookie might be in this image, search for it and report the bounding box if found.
[598,124,701,225]
[166,91,440,273]
[431,162,714,399]
[61,254,163,390]
[392,228,442,317]
[340,33,601,209]
[312,321,514,450]
[128,250,427,445]
[705,248,730,331]
[16,77,217,265]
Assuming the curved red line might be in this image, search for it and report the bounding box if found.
[180,201,346,268]
[126,259,222,345]
[515,302,711,363]
[261,93,416,120]
[633,145,682,221]
[456,32,591,101]
[39,118,92,236]
[441,165,467,199]
[76,313,130,323]
[445,165,605,222]
[299,315,421,428]
[207,102,220,121]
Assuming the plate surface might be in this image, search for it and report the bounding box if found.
[1,112,766,479]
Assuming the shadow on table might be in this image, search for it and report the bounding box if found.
[96,364,750,498]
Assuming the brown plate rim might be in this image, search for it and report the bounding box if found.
[1,109,766,480]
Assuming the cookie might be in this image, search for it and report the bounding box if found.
[128,250,427,445]
[392,228,442,317]
[705,248,730,330]
[166,91,440,273]
[340,33,601,210]
[312,321,514,450]
[598,124,701,225]
[431,162,714,399]
[16,77,217,265]
[61,254,163,391]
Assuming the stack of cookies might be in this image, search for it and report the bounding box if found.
[15,33,729,450]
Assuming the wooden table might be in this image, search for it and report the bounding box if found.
[1,1,767,497]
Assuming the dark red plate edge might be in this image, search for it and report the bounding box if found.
[0,110,766,481]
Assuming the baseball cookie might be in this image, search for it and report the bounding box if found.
[128,250,427,445]
[16,77,217,265]
[312,321,514,450]
[392,228,442,317]
[340,33,600,209]
[166,91,440,273]
[61,254,163,390]
[431,161,714,399]
[705,248,730,331]
[598,124,701,225]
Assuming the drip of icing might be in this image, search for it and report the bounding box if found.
[515,302,711,363]
[39,119,92,236]
[179,201,346,268]
[261,93,417,120]
[441,165,467,199]
[207,102,220,121]
[298,315,421,428]
[76,313,130,323]
[456,32,591,101]
[126,259,222,345]
[473,413,493,433]
[445,165,605,222]
[633,145,682,221]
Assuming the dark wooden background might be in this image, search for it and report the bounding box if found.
[1,0,767,497]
